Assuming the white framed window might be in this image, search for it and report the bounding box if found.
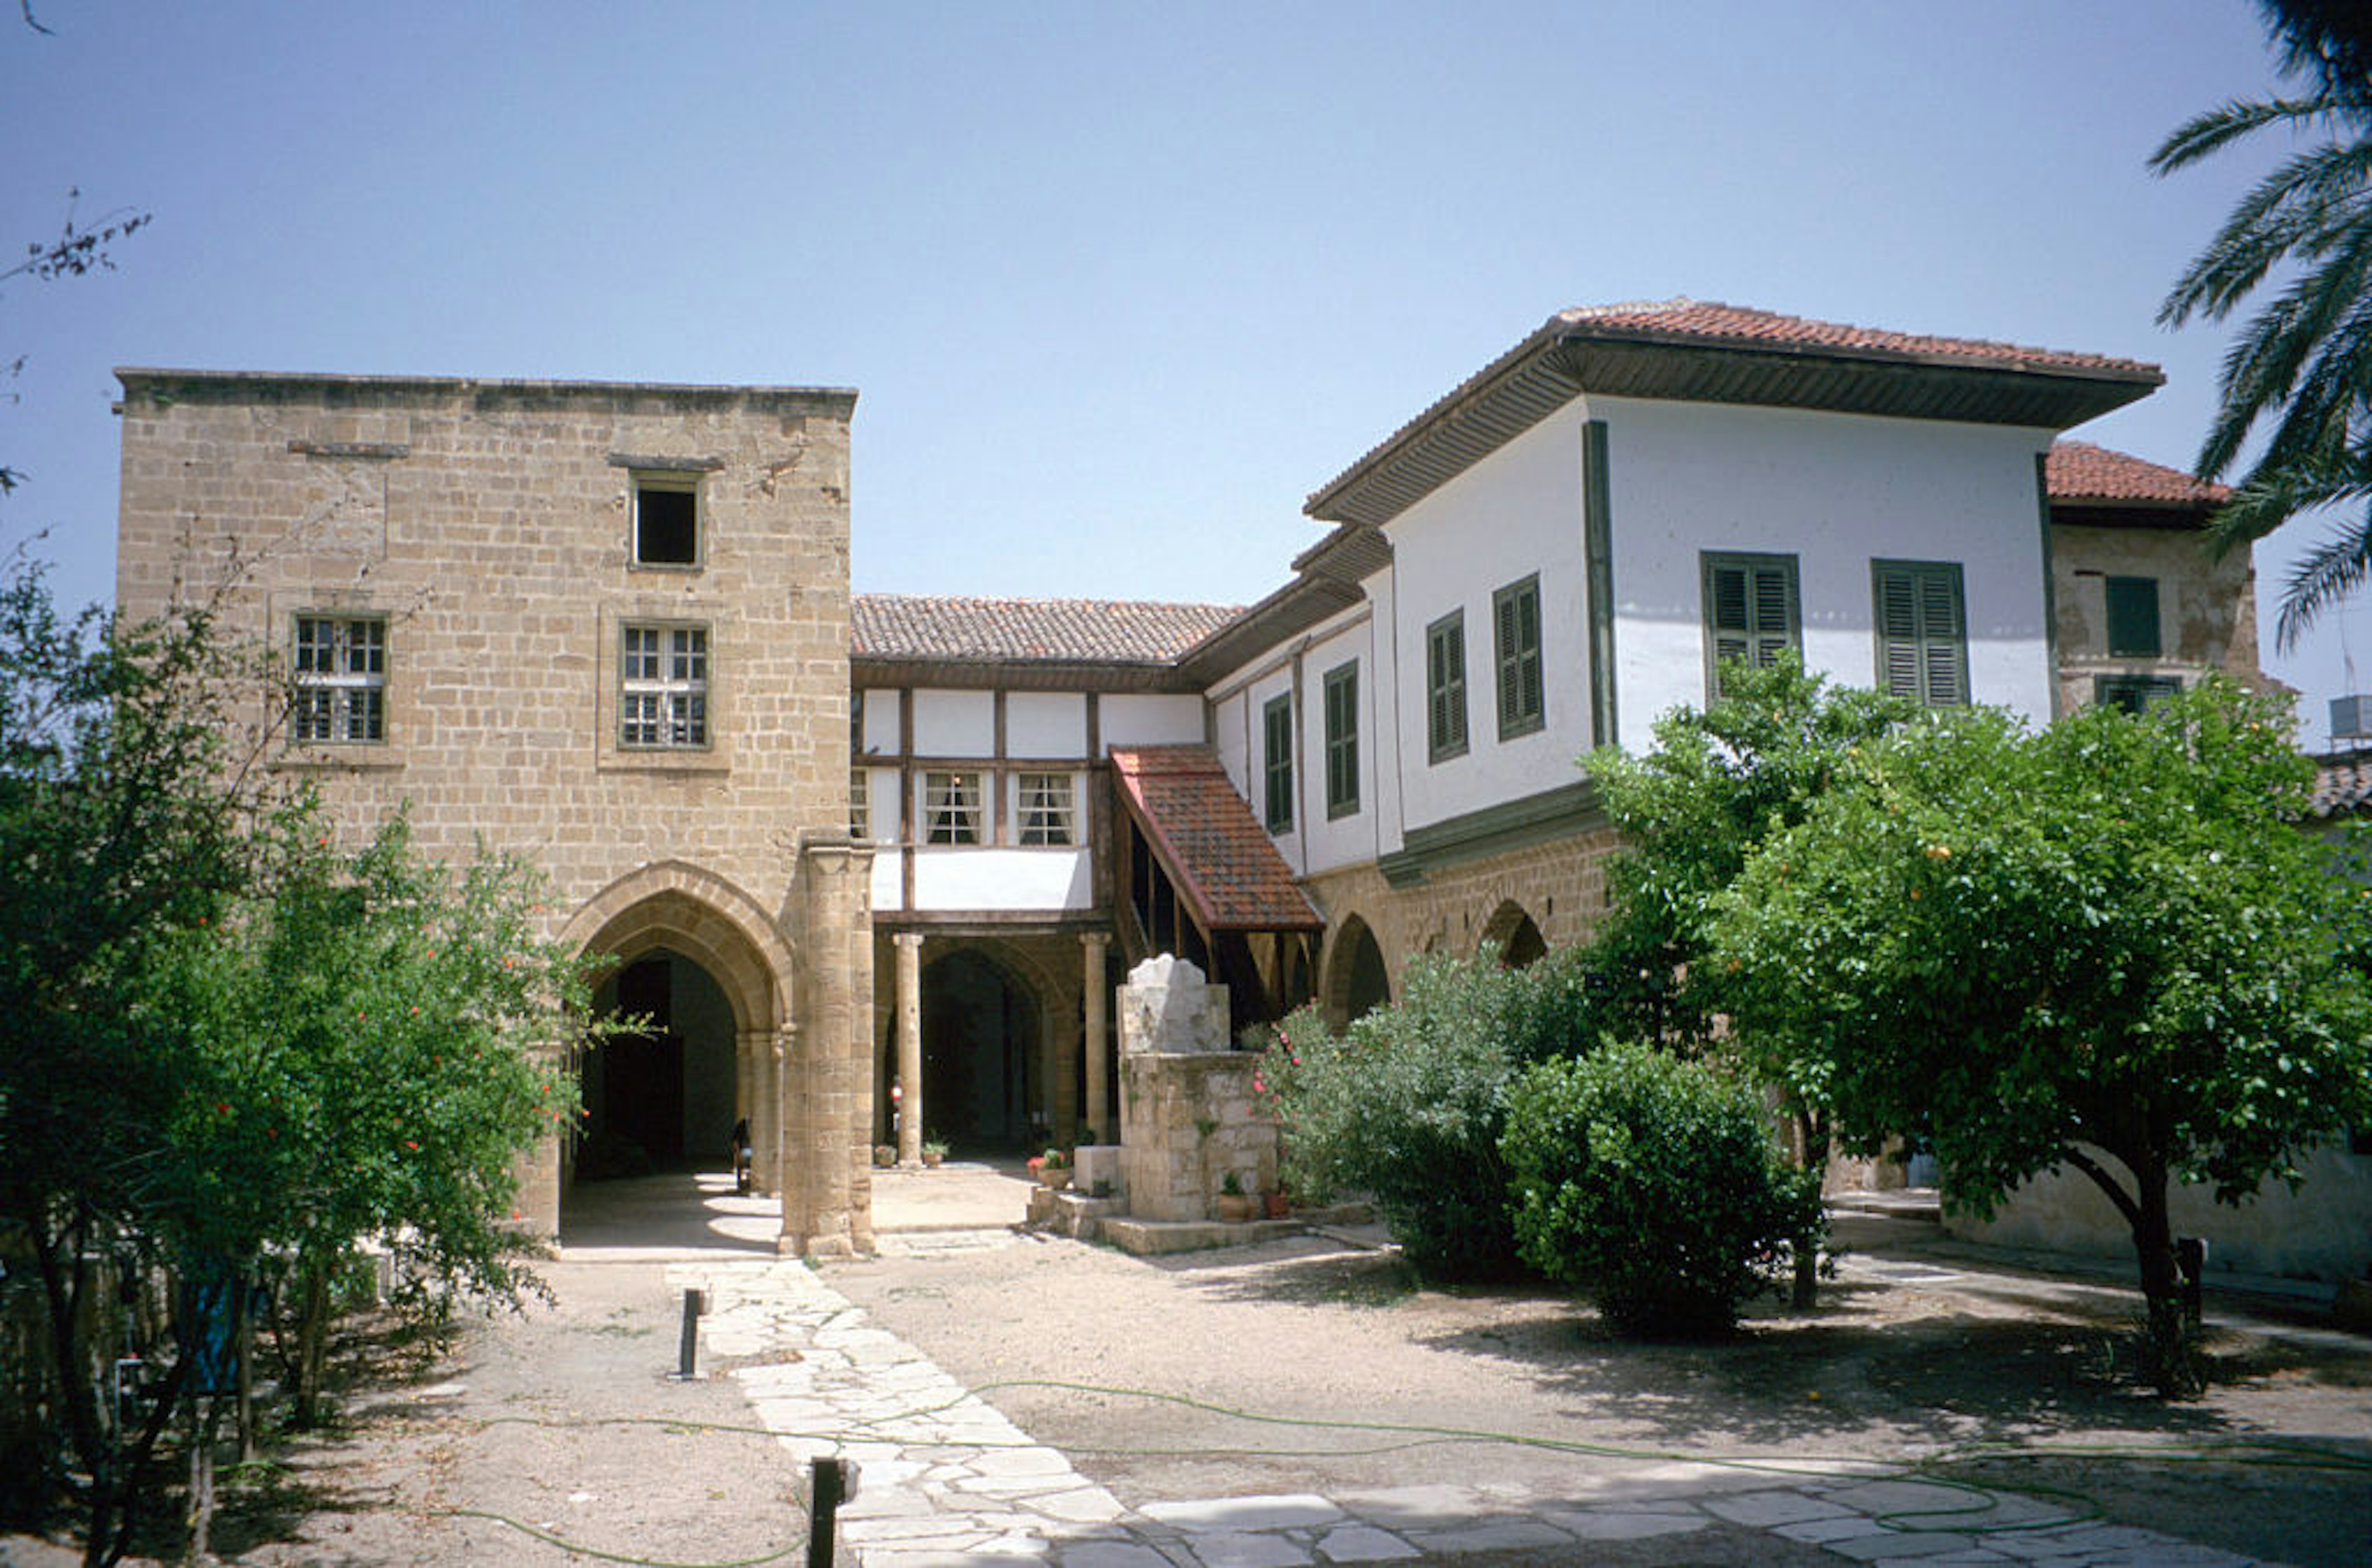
[1017,771,1077,846]
[632,472,700,567]
[620,623,709,748]
[849,769,870,840]
[923,770,983,845]
[292,614,386,743]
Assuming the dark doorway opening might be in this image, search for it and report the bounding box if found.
[921,949,1040,1152]
[580,950,736,1180]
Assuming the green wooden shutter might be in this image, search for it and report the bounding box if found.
[2105,576,2161,658]
[1703,553,1800,699]
[1493,577,1544,739]
[1262,694,1293,831]
[1426,613,1467,761]
[1323,663,1358,818]
[1874,561,1967,706]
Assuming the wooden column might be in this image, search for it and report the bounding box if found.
[1081,931,1110,1142]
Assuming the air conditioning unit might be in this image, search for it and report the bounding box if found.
[2330,695,2372,742]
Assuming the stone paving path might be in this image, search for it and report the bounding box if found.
[666,1249,2293,1568]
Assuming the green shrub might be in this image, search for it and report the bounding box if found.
[1256,947,1602,1280]
[1501,1042,1822,1336]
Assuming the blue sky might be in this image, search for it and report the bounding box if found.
[6,2,2356,738]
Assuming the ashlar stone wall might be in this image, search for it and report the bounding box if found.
[112,370,872,1253]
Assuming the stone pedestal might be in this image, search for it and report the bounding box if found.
[1113,955,1276,1222]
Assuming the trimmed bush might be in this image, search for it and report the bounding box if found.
[1256,947,1601,1280]
[1501,1043,1822,1336]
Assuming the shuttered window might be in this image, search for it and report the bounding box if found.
[1322,663,1360,819]
[1701,552,1800,701]
[1262,693,1293,833]
[2105,576,2161,658]
[1492,576,1544,740]
[1426,611,1468,763]
[1872,560,1969,708]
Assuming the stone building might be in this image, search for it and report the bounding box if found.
[112,370,873,1254]
[114,300,2305,1262]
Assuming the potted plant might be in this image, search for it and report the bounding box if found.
[1263,1181,1290,1220]
[1028,1146,1072,1190]
[1216,1168,1256,1223]
[921,1138,948,1169]
[873,1143,896,1168]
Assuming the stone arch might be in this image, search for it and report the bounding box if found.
[550,862,798,1224]
[563,860,795,1034]
[1321,913,1392,1031]
[1478,899,1549,970]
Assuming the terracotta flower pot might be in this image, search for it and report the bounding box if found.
[1263,1191,1290,1220]
[1216,1193,1256,1223]
[1037,1167,1072,1190]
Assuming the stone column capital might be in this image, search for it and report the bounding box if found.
[1080,930,1109,953]
[893,931,925,953]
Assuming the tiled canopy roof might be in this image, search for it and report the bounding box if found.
[852,595,1240,665]
[1109,747,1323,933]
[2046,441,2231,509]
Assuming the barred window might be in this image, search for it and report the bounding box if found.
[1017,771,1077,846]
[924,770,983,845]
[292,614,385,743]
[620,624,709,748]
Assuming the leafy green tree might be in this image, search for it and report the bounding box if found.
[1586,655,1912,1301]
[1708,679,2372,1391]
[2153,1,2372,644]
[0,560,261,1562]
[1502,1044,1822,1338]
[148,806,599,1430]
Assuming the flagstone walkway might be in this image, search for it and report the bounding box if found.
[671,1252,2289,1568]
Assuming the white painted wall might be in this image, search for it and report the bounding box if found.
[913,848,1093,911]
[911,688,995,757]
[870,852,902,913]
[1385,408,1592,835]
[1007,692,1088,758]
[858,688,901,756]
[859,766,901,847]
[1101,694,1204,748]
[1597,395,2055,749]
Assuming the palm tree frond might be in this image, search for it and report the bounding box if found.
[2150,95,2347,173]
[2274,512,2372,648]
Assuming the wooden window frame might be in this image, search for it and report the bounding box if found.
[1016,770,1078,847]
[292,613,387,744]
[922,769,985,845]
[618,622,710,748]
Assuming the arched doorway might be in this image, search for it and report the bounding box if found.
[920,947,1043,1151]
[1324,915,1392,1030]
[580,950,738,1177]
[1479,900,1549,969]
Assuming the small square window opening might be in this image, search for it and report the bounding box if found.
[634,475,699,566]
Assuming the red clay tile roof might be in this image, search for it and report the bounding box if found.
[1109,746,1323,933]
[1308,300,2163,527]
[2046,441,2232,509]
[2311,753,2372,817]
[853,595,1240,665]
[1555,299,2159,376]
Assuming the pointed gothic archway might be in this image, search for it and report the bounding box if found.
[1478,899,1549,969]
[553,863,796,1238]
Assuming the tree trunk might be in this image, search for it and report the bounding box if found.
[293,1257,332,1428]
[234,1275,256,1463]
[2127,1160,2200,1396]
[1790,1108,1823,1309]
